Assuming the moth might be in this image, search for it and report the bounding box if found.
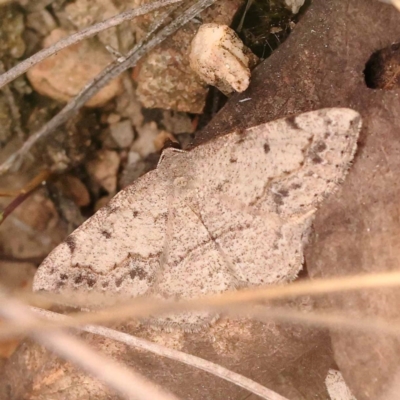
[34,108,361,331]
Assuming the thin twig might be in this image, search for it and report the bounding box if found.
[0,0,216,175]
[35,304,400,345]
[245,306,400,338]
[3,270,400,338]
[0,254,45,264]
[57,270,400,328]
[33,307,290,400]
[0,170,50,225]
[0,297,181,400]
[236,0,254,32]
[0,0,184,89]
[0,169,50,196]
[6,303,400,400]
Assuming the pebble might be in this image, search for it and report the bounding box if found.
[109,120,135,149]
[27,29,123,107]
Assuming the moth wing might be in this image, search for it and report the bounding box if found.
[33,159,240,328]
[164,108,361,286]
[33,108,361,328]
[33,169,171,297]
[261,107,361,218]
[184,107,361,219]
[145,190,240,330]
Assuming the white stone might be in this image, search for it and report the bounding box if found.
[284,0,305,14]
[86,150,120,194]
[130,122,159,158]
[189,23,258,95]
[110,120,134,149]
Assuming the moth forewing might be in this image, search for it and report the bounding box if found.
[33,108,361,330]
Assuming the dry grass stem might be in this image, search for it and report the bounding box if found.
[33,307,289,400]
[0,0,184,89]
[0,297,181,400]
[0,0,216,175]
[3,270,400,339]
[246,307,400,337]
[0,170,51,225]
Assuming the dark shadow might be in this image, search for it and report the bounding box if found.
[364,42,400,90]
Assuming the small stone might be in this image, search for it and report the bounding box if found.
[127,151,141,165]
[109,120,134,149]
[14,192,59,233]
[99,129,118,150]
[27,28,123,107]
[115,90,144,128]
[0,4,26,59]
[154,130,178,152]
[270,27,283,34]
[0,189,67,264]
[161,111,195,135]
[17,0,54,12]
[284,0,305,14]
[26,9,57,37]
[107,113,121,125]
[48,185,85,229]
[130,122,159,158]
[189,23,258,95]
[134,0,244,113]
[63,0,135,53]
[134,48,208,114]
[60,175,91,207]
[86,149,120,194]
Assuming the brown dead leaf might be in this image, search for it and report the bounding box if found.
[199,1,400,399]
